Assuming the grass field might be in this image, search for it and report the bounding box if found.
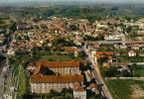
[0,15,13,29]
[39,55,82,61]
[105,79,144,99]
[133,65,144,77]
[134,69,144,77]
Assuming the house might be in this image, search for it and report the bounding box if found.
[128,50,136,57]
[131,44,140,50]
[7,48,15,55]
[62,47,79,57]
[26,63,35,72]
[120,44,127,49]
[118,66,130,72]
[103,62,110,68]
[111,63,128,67]
[3,94,12,99]
[84,70,92,82]
[104,33,125,41]
[94,52,114,63]
[73,83,87,99]
[114,43,120,49]
[91,50,97,58]
[88,83,99,94]
[137,31,144,35]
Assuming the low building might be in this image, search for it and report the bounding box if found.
[94,51,114,63]
[7,48,15,55]
[88,83,99,94]
[73,83,87,99]
[62,47,79,57]
[84,70,93,82]
[128,50,136,57]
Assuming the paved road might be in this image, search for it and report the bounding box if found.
[129,62,144,65]
[105,77,144,80]
[87,40,144,44]
[87,40,123,44]
[83,44,113,99]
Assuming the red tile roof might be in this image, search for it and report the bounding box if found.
[89,83,97,89]
[34,60,87,74]
[30,74,84,83]
[63,47,78,52]
[128,50,136,54]
[125,40,144,44]
[94,52,114,59]
[37,61,80,68]
[74,83,85,91]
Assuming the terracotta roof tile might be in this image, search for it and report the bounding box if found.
[30,74,84,83]
[63,47,78,52]
[128,50,136,54]
[34,61,81,74]
[74,83,85,91]
[89,83,97,89]
[125,40,144,44]
[94,52,114,59]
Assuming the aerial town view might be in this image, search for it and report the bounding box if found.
[1,0,144,99]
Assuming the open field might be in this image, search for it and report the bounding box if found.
[106,79,144,99]
[133,65,144,77]
[39,55,82,61]
[0,15,12,29]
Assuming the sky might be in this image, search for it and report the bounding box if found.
[0,0,144,4]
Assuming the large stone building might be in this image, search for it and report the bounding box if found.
[30,61,87,98]
[34,61,81,75]
[30,74,84,93]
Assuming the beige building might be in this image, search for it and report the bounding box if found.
[62,47,79,57]
[128,50,136,57]
[34,61,81,75]
[30,74,84,93]
[73,83,87,99]
[30,61,87,95]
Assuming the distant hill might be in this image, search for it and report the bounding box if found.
[0,4,144,22]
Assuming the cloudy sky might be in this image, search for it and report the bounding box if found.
[0,0,144,4]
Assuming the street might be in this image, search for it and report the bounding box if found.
[83,44,113,99]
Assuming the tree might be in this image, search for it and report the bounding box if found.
[130,64,136,76]
[122,70,131,77]
[101,67,109,77]
[69,25,79,31]
[107,67,119,77]
[65,93,73,99]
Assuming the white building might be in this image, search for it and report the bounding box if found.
[7,48,15,55]
[128,50,136,57]
[73,84,87,99]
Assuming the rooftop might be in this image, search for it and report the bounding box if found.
[63,47,78,52]
[74,83,85,92]
[30,74,84,83]
[34,60,87,74]
[94,51,114,59]
[128,50,136,54]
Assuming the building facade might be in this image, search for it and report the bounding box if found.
[30,75,84,93]
[30,61,87,94]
